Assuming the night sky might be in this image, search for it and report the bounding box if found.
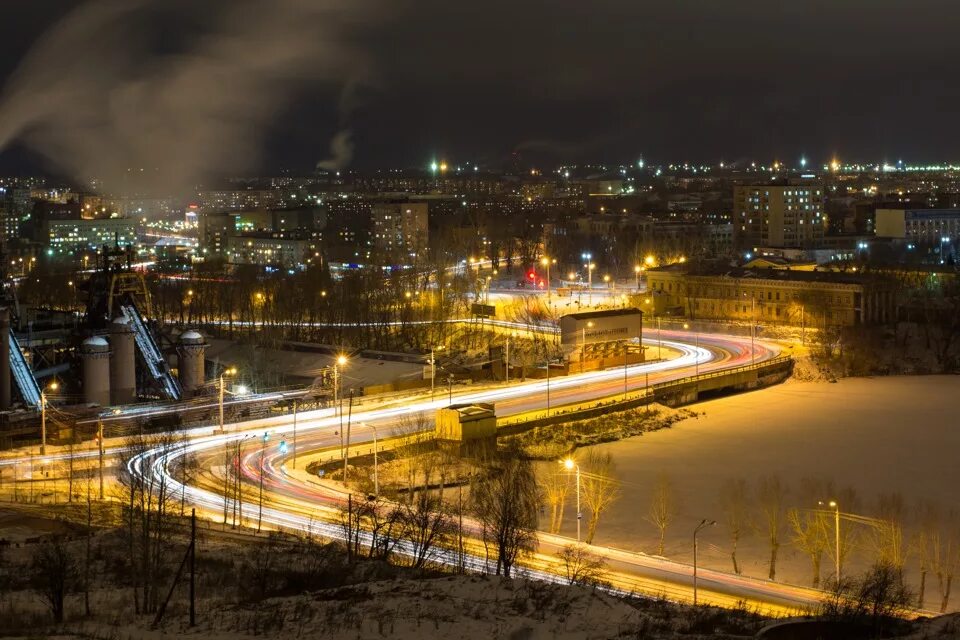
[2,0,959,179]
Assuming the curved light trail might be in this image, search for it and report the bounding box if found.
[6,328,821,614]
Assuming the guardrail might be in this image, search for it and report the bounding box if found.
[649,355,794,392]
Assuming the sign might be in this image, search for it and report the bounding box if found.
[471,303,495,318]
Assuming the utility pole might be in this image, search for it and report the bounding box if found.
[40,390,47,456]
[292,399,298,469]
[257,432,268,533]
[623,342,629,400]
[505,336,510,384]
[693,519,716,606]
[189,508,196,627]
[371,423,379,497]
[97,417,104,500]
[343,391,354,481]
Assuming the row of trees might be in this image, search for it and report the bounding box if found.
[539,463,959,613]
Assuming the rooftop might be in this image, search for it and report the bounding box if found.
[563,308,643,320]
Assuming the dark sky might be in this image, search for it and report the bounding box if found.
[2,0,960,177]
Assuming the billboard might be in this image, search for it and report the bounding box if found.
[559,308,643,347]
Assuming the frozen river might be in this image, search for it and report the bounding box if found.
[554,376,960,600]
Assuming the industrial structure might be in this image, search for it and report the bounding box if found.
[0,242,207,447]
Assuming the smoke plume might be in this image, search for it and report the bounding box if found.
[0,0,378,194]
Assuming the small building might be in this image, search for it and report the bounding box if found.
[435,403,496,442]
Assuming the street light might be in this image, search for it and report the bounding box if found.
[563,458,582,543]
[581,321,594,369]
[634,265,642,290]
[581,253,594,304]
[820,500,841,586]
[40,381,59,455]
[541,256,556,298]
[218,367,237,434]
[683,323,700,376]
[334,355,348,415]
[693,519,716,606]
[370,423,380,497]
[430,345,444,398]
[257,431,270,533]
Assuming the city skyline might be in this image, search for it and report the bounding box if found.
[2,1,960,184]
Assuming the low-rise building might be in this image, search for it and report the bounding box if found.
[646,264,895,326]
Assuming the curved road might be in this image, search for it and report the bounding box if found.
[116,329,838,616]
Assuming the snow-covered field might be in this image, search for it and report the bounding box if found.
[556,376,959,600]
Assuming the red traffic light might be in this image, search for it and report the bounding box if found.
[527,271,536,280]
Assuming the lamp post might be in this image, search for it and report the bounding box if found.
[581,252,594,304]
[820,500,841,585]
[257,431,269,533]
[693,519,716,606]
[40,381,58,456]
[370,423,379,497]
[657,316,662,360]
[941,236,950,264]
[541,256,555,299]
[505,335,511,384]
[684,323,700,376]
[219,367,237,434]
[333,355,347,415]
[292,399,298,469]
[447,374,454,406]
[634,265,643,290]
[564,458,582,543]
[581,321,594,370]
[430,346,443,399]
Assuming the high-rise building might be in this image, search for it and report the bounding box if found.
[370,201,428,262]
[733,183,824,249]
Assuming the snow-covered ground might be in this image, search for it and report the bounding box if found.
[554,376,959,603]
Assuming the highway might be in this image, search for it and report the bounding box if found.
[112,328,837,616]
[2,327,819,613]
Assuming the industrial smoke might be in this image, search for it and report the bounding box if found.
[0,0,377,194]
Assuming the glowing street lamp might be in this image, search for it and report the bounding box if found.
[820,500,841,585]
[40,381,59,455]
[644,255,656,267]
[540,256,556,298]
[634,265,642,290]
[219,366,237,434]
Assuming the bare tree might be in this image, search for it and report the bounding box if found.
[117,432,185,615]
[557,544,608,587]
[471,454,541,577]
[646,473,677,556]
[787,478,832,588]
[719,477,750,575]
[758,475,788,581]
[31,536,77,623]
[930,509,960,613]
[914,500,939,609]
[399,492,454,570]
[540,467,570,535]
[581,450,621,544]
[366,499,403,562]
[872,492,908,577]
[788,507,829,587]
